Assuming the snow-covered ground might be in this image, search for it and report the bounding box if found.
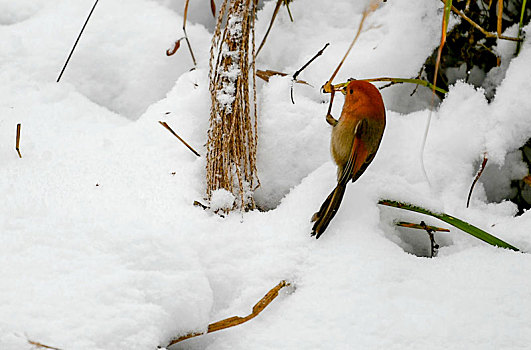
[1,0,531,349]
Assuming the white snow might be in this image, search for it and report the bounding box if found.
[1,0,531,349]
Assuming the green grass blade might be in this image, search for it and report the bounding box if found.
[378,200,519,251]
[516,0,528,54]
[363,77,448,94]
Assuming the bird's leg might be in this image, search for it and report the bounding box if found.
[325,89,338,126]
[326,114,338,126]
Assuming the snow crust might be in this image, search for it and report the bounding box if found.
[1,1,531,349]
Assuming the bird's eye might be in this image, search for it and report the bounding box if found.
[349,89,353,94]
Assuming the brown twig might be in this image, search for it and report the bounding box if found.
[16,123,22,158]
[397,221,449,232]
[497,0,503,38]
[193,200,210,210]
[293,43,329,82]
[183,0,197,66]
[28,340,62,350]
[159,121,200,157]
[419,221,439,258]
[256,0,283,57]
[284,0,294,21]
[57,0,99,82]
[410,66,425,96]
[291,43,329,104]
[467,153,488,208]
[167,280,291,346]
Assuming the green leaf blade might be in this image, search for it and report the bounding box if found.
[379,200,519,251]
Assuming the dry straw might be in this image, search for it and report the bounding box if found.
[206,0,259,211]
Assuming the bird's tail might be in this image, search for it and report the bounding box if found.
[311,183,347,239]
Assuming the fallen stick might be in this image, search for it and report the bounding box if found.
[27,339,62,350]
[16,123,22,158]
[159,121,200,157]
[167,280,291,346]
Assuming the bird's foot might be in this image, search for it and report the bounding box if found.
[326,114,338,126]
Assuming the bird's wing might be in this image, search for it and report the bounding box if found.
[338,118,370,186]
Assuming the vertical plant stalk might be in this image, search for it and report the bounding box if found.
[497,0,503,38]
[466,153,488,208]
[284,0,294,22]
[206,0,259,211]
[256,0,283,57]
[16,123,22,158]
[183,0,197,66]
[516,0,528,54]
[420,0,452,187]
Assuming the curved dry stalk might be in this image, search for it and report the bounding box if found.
[256,0,283,57]
[466,153,488,208]
[323,0,382,93]
[167,280,291,346]
[183,0,197,66]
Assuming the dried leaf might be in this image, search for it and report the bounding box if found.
[256,69,287,81]
[210,0,216,17]
[256,69,309,85]
[183,0,190,27]
[166,39,182,56]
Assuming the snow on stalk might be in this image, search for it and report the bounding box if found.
[206,0,259,212]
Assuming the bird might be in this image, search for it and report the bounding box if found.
[311,79,386,239]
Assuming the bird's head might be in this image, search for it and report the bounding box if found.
[340,80,385,119]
